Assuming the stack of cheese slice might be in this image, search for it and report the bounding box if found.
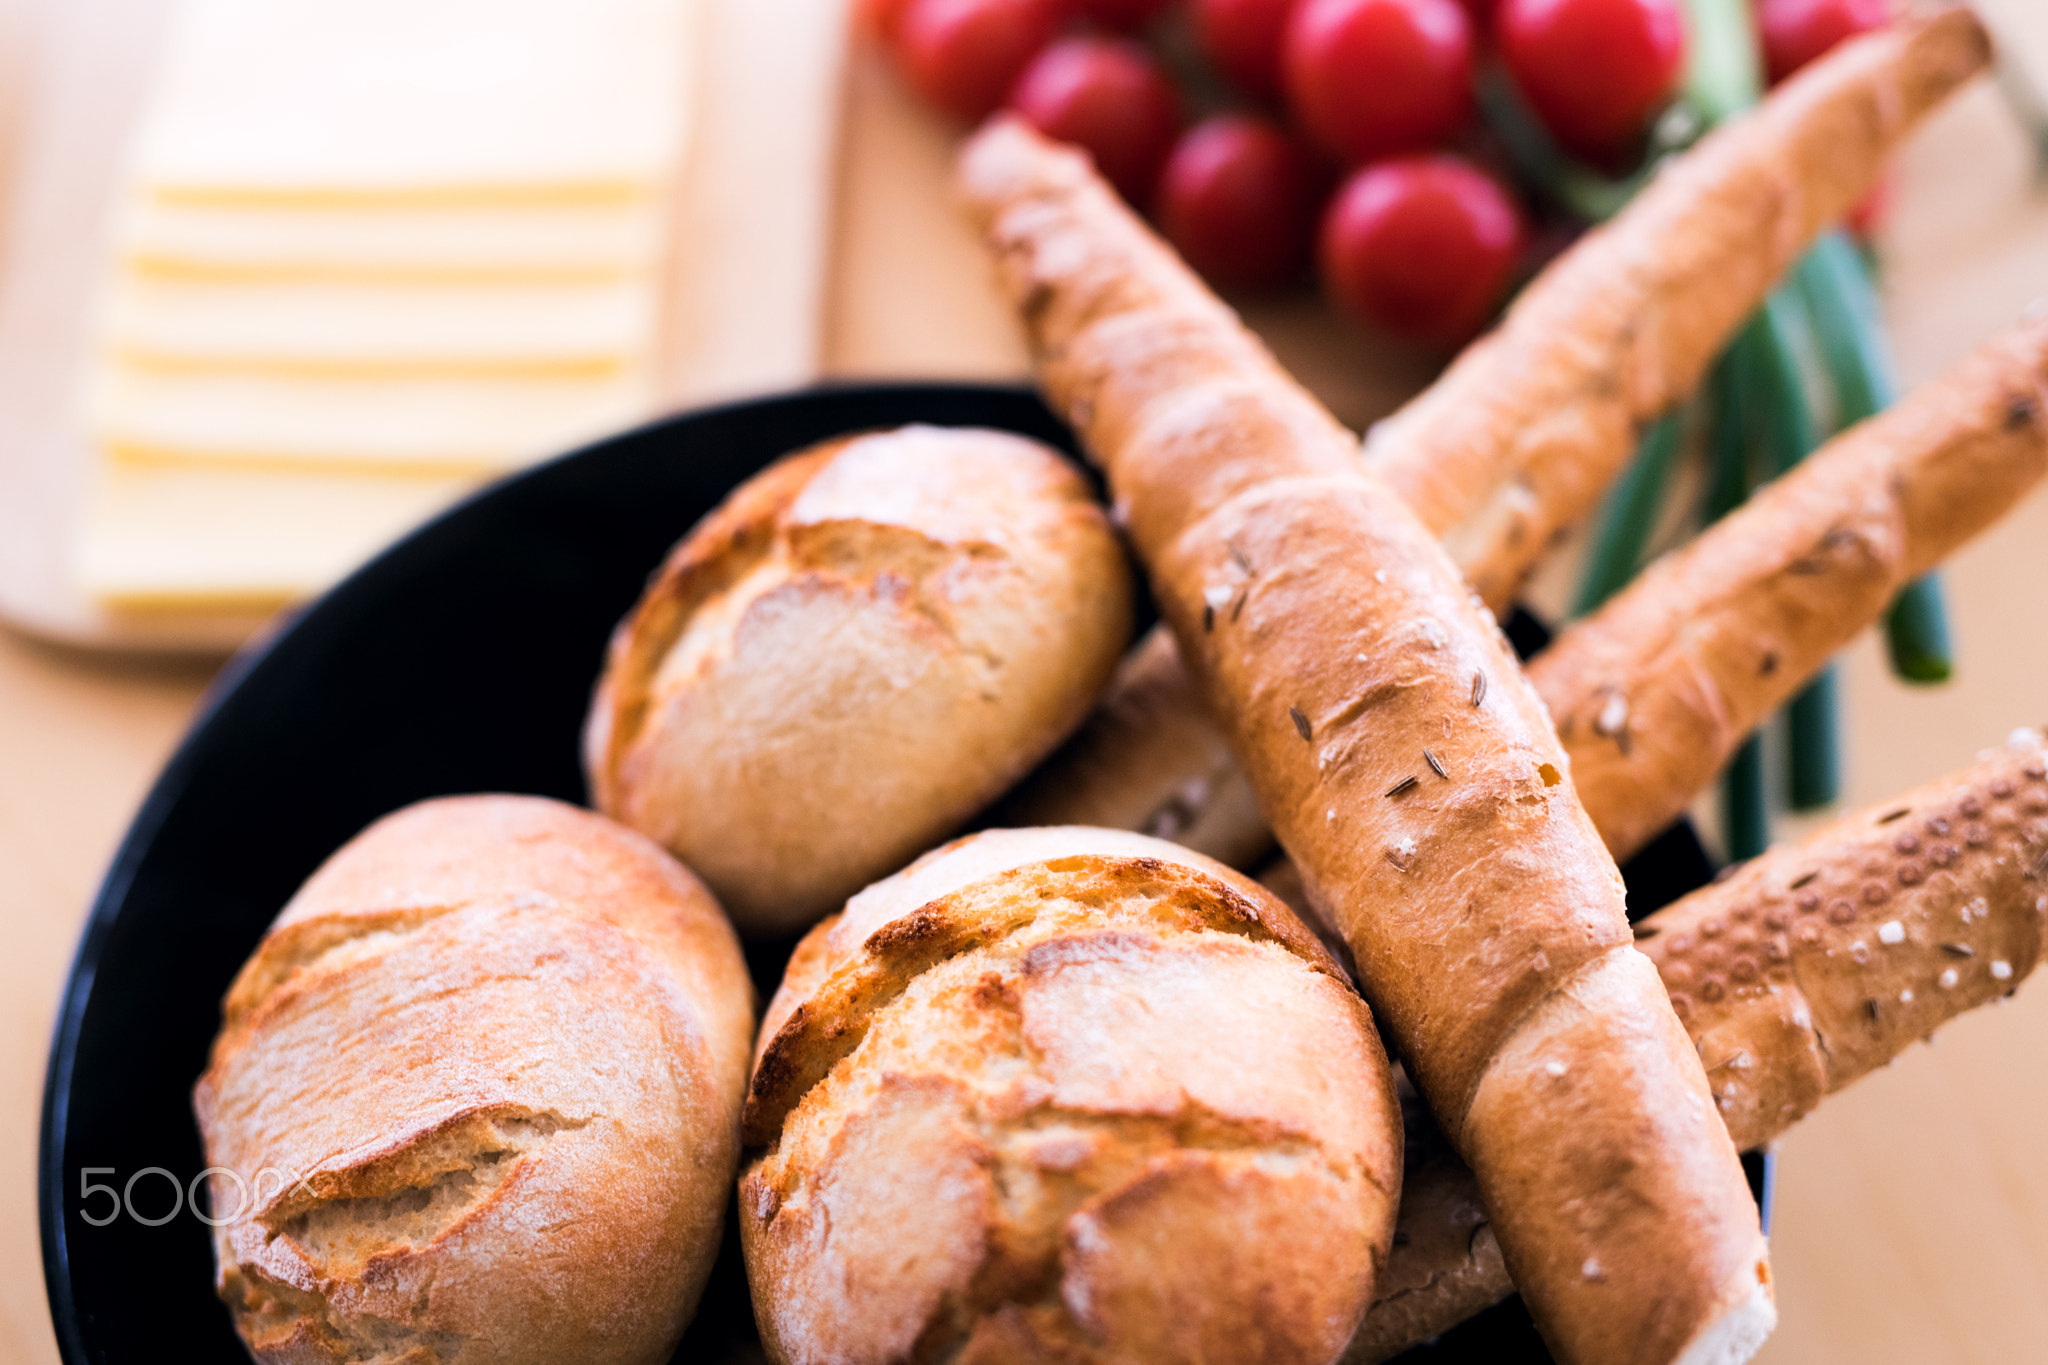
[76,0,699,614]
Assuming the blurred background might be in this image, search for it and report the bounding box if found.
[3,0,2046,1361]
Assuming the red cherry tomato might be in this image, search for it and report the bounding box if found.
[894,0,1067,122]
[1076,0,1176,30]
[1497,0,1685,162]
[1456,0,1500,35]
[1194,0,1299,99]
[1283,0,1475,164]
[1158,115,1321,290]
[1318,154,1527,346]
[860,0,920,40]
[1757,0,1888,85]
[1008,37,1184,203]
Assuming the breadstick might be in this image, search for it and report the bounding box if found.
[962,119,1771,1365]
[1007,9,1994,861]
[1534,313,2048,861]
[1342,726,2048,1362]
[1017,313,2048,870]
[1368,7,1990,612]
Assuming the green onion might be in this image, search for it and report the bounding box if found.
[1886,574,1955,683]
[1795,232,1956,683]
[1788,665,1842,809]
[1574,411,1687,616]
[1472,67,1653,222]
[1750,289,1822,474]
[1723,733,1770,862]
[1679,0,1763,125]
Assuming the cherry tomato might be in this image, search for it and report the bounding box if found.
[1757,0,1888,86]
[1318,154,1527,346]
[894,0,1067,122]
[1455,0,1500,35]
[1158,115,1321,289]
[1076,0,1176,30]
[859,0,920,40]
[1497,0,1685,162]
[1194,0,1298,99]
[1008,37,1184,203]
[1283,0,1475,164]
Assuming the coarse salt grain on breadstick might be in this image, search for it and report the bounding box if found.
[1367,8,1991,613]
[1534,313,2048,862]
[1338,727,2048,1362]
[961,119,1771,1365]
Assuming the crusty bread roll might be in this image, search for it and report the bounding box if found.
[193,795,754,1365]
[585,424,1133,935]
[739,826,1402,1365]
[962,120,1771,1365]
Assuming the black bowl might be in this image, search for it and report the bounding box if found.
[39,382,1764,1365]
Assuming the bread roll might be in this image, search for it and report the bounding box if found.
[193,795,754,1365]
[739,826,1401,1365]
[585,424,1133,935]
[962,120,1772,1365]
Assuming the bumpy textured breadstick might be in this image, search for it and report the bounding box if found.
[962,119,1771,1365]
[1368,7,1991,612]
[1535,315,2048,861]
[1008,9,1994,861]
[1344,728,2048,1362]
[1018,313,2048,870]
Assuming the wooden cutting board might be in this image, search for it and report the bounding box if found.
[0,0,850,652]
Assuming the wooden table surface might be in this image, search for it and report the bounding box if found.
[6,9,2048,1364]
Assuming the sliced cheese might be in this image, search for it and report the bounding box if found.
[106,275,658,372]
[135,0,699,201]
[90,364,651,473]
[121,199,667,282]
[76,463,480,610]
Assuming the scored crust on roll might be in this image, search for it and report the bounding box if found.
[193,796,755,1365]
[585,423,1133,935]
[739,826,1402,1365]
[961,120,1771,1365]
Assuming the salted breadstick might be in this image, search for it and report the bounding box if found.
[1342,727,2048,1362]
[1368,8,1990,611]
[1017,313,2048,872]
[1008,9,1994,862]
[962,119,1771,1365]
[1535,314,2048,861]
